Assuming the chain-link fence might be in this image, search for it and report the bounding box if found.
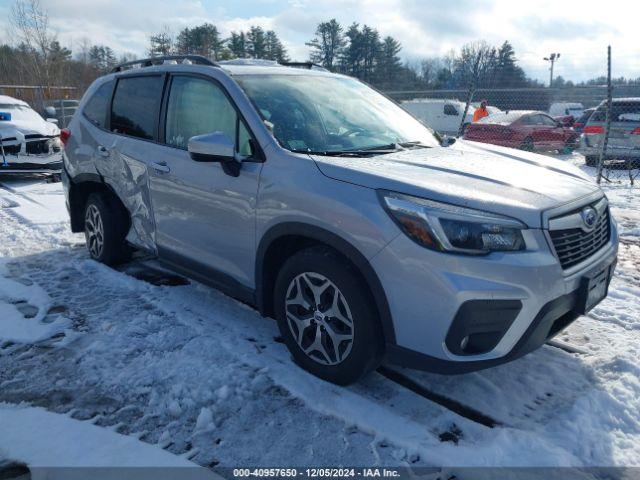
[386,47,640,186]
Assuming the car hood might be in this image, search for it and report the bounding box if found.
[311,140,600,228]
[0,118,59,139]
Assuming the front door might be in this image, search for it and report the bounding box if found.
[148,74,263,289]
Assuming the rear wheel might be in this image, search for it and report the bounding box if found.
[519,137,534,152]
[274,246,383,385]
[84,192,131,265]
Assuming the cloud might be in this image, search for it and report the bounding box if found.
[0,0,636,82]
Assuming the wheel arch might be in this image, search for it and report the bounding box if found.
[256,222,396,346]
[67,173,130,233]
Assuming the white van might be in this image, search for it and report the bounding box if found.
[548,102,584,120]
[401,99,473,136]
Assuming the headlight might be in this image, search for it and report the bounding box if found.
[379,191,526,254]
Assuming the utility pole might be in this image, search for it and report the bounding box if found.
[543,53,561,87]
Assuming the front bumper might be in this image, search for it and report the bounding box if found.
[0,153,63,174]
[372,219,619,374]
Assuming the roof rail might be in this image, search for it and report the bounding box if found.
[280,61,328,72]
[111,55,218,73]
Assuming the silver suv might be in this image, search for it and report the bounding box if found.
[62,56,618,385]
[580,97,640,166]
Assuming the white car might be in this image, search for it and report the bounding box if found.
[401,99,472,136]
[402,98,502,136]
[548,102,584,120]
[0,95,63,177]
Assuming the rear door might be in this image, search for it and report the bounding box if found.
[98,73,167,252]
[148,73,263,289]
[608,101,640,151]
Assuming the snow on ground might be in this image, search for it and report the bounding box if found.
[0,404,216,479]
[0,158,639,474]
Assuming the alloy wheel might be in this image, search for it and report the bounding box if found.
[85,204,104,259]
[285,272,355,366]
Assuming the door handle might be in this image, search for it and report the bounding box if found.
[152,161,171,174]
[97,145,110,158]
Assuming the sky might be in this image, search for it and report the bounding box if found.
[0,0,637,83]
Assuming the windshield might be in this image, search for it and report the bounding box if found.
[0,104,44,124]
[235,74,439,154]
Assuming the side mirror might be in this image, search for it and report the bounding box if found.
[188,132,241,177]
[46,118,59,125]
[44,106,56,118]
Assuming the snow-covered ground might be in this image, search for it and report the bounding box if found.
[0,155,639,475]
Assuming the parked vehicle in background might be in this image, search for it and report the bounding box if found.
[549,102,584,120]
[572,108,595,135]
[580,98,640,167]
[42,99,79,128]
[464,110,579,153]
[401,99,472,136]
[63,55,617,385]
[0,95,63,177]
[553,115,575,128]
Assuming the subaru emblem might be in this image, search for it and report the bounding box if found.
[581,207,598,231]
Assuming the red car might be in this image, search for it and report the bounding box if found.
[463,110,579,152]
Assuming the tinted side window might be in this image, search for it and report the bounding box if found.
[539,115,557,126]
[83,81,113,128]
[111,76,164,140]
[443,104,458,116]
[165,76,237,149]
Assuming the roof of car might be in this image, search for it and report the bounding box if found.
[0,95,29,107]
[611,97,640,103]
[402,98,464,105]
[478,110,540,125]
[221,64,335,77]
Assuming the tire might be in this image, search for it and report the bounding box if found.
[561,140,576,154]
[519,137,534,152]
[84,192,131,266]
[585,155,598,167]
[273,246,383,385]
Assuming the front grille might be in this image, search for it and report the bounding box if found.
[549,207,610,270]
[25,139,50,155]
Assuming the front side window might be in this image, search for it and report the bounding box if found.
[235,74,439,154]
[111,75,164,140]
[165,76,237,150]
[83,81,113,128]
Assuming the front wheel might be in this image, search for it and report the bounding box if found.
[84,192,131,265]
[274,246,383,385]
[519,137,534,151]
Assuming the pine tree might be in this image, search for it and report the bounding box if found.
[246,26,266,59]
[264,30,289,62]
[375,36,401,87]
[228,32,247,58]
[306,19,345,70]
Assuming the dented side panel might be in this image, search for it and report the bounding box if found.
[96,136,159,254]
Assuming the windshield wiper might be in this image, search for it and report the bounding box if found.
[291,148,396,157]
[398,141,432,149]
[290,141,432,158]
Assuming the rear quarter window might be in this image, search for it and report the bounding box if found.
[82,81,113,129]
[111,75,165,140]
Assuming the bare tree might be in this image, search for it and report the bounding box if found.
[10,0,58,87]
